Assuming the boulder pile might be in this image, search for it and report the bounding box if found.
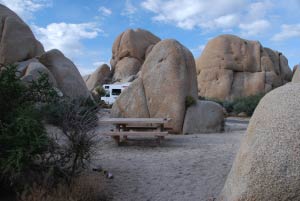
[111,39,198,133]
[196,34,292,101]
[110,28,161,82]
[0,4,90,99]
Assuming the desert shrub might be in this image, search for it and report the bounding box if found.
[19,173,111,201]
[201,94,265,116]
[232,94,264,116]
[0,65,49,183]
[185,95,196,108]
[0,64,99,197]
[95,85,106,97]
[42,98,98,181]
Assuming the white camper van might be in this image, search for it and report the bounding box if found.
[101,82,131,104]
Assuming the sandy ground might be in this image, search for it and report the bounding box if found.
[93,110,248,201]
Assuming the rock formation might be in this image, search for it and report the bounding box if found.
[21,61,57,87]
[39,49,90,99]
[111,39,198,133]
[85,64,111,91]
[110,28,160,82]
[292,64,300,83]
[219,83,300,201]
[0,4,44,65]
[183,100,224,134]
[196,34,293,101]
[0,4,90,100]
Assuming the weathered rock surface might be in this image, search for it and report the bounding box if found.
[292,64,300,83]
[196,34,292,100]
[85,64,111,91]
[111,39,198,133]
[39,49,90,99]
[0,4,44,65]
[21,61,57,86]
[183,100,224,134]
[219,83,300,201]
[110,28,160,82]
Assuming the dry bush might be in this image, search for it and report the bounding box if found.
[19,173,111,201]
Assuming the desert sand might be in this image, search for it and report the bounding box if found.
[93,110,247,201]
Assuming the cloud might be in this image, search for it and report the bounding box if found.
[0,0,51,20]
[141,0,246,30]
[98,6,112,16]
[121,0,137,25]
[191,44,206,56]
[141,0,273,36]
[272,24,300,41]
[239,20,271,37]
[32,22,102,60]
[77,66,97,76]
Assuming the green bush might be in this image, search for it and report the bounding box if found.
[232,94,264,116]
[202,93,265,116]
[185,96,196,108]
[95,85,106,97]
[0,65,49,183]
[0,64,99,195]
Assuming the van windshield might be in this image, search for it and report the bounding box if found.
[112,89,122,96]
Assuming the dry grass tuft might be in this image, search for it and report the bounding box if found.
[19,172,111,201]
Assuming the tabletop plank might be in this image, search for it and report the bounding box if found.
[98,118,171,124]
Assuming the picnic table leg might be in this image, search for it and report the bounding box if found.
[113,124,121,145]
[120,124,128,142]
[155,123,165,144]
[112,136,120,145]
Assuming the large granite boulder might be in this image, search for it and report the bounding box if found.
[219,83,300,201]
[0,4,44,65]
[85,64,111,91]
[110,28,160,82]
[292,64,300,83]
[111,39,198,133]
[196,34,292,101]
[39,49,90,99]
[183,100,224,134]
[21,61,57,87]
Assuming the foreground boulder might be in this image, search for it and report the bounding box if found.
[183,100,224,134]
[21,61,57,87]
[39,49,90,99]
[85,64,111,91]
[0,4,44,65]
[196,34,292,101]
[292,64,300,83]
[219,83,300,201]
[110,28,160,82]
[111,39,198,133]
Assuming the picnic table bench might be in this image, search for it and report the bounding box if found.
[98,118,171,145]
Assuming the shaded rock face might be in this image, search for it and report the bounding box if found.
[292,64,300,83]
[0,4,44,65]
[111,39,198,133]
[219,83,300,201]
[85,64,111,91]
[21,61,57,87]
[110,28,160,82]
[196,34,292,101]
[39,49,90,99]
[183,100,224,134]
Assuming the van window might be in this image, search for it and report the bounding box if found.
[112,89,122,96]
[104,86,109,89]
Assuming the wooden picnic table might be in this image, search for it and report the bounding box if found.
[98,118,171,145]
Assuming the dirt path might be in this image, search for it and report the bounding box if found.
[93,111,247,201]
